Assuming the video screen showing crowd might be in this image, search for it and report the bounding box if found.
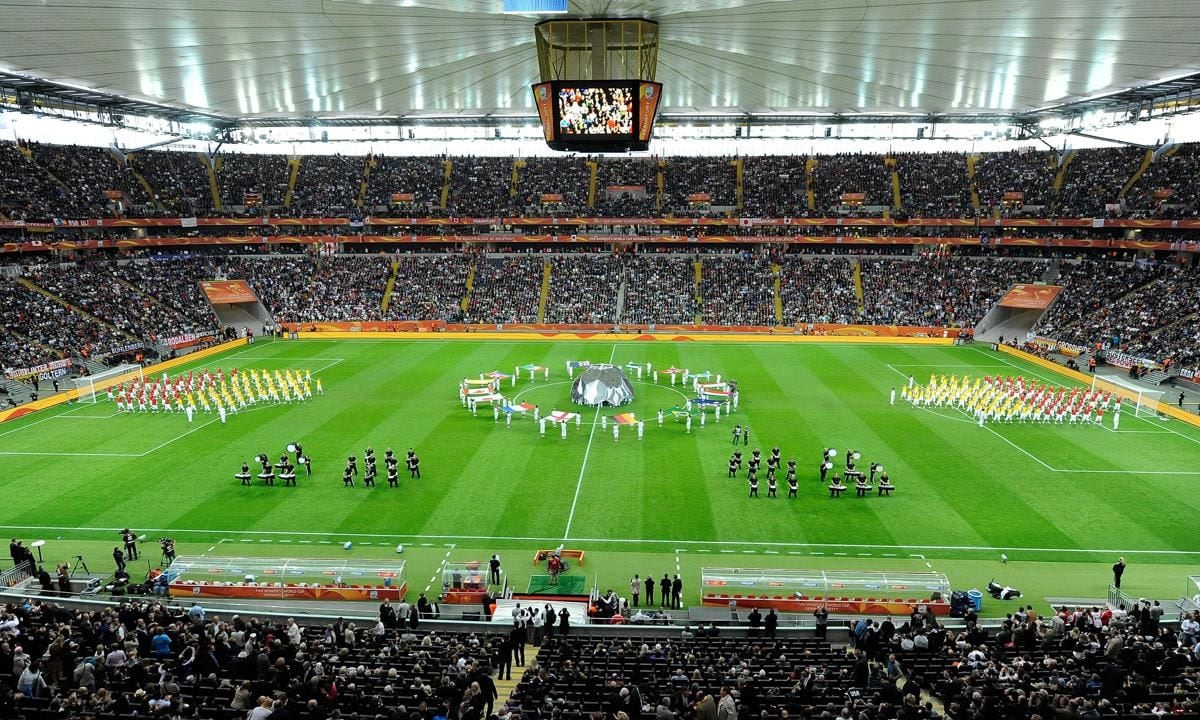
[234,442,421,488]
[557,87,634,135]
[726,431,895,500]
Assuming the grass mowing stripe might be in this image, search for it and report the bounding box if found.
[563,343,617,540]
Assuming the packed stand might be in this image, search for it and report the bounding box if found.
[518,157,590,215]
[698,255,776,325]
[812,153,893,213]
[384,255,471,322]
[742,156,807,217]
[0,277,128,361]
[1125,143,1200,215]
[26,263,212,347]
[859,256,1050,327]
[974,150,1055,212]
[27,142,152,216]
[778,256,861,325]
[1054,147,1143,217]
[130,151,214,217]
[0,141,78,221]
[446,157,513,216]
[896,152,972,218]
[216,153,290,212]
[620,255,696,325]
[465,257,542,324]
[112,258,223,334]
[290,155,365,217]
[594,158,658,216]
[663,156,736,214]
[364,155,447,216]
[207,255,316,322]
[543,255,620,324]
[1034,259,1169,348]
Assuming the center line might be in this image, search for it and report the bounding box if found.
[562,343,617,540]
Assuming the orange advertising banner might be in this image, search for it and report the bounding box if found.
[390,192,415,203]
[532,82,555,142]
[170,581,406,602]
[541,193,564,203]
[1154,188,1175,200]
[637,82,661,142]
[606,185,647,193]
[688,192,712,203]
[200,280,259,304]
[103,190,124,200]
[997,283,1063,309]
[702,594,950,616]
[841,192,866,203]
[1002,191,1025,201]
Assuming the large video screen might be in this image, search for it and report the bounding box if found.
[533,80,662,152]
[557,86,634,135]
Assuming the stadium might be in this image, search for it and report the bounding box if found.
[1,0,1200,717]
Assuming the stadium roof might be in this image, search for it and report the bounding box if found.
[2,0,1200,125]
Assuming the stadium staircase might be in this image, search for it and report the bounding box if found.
[440,159,453,210]
[693,259,703,324]
[732,157,744,210]
[585,160,598,209]
[511,159,523,199]
[805,158,817,210]
[494,645,540,700]
[15,278,139,343]
[356,155,373,209]
[380,259,399,315]
[202,153,223,212]
[536,261,551,323]
[614,276,627,322]
[1118,149,1155,200]
[966,154,982,210]
[771,263,784,324]
[850,259,865,313]
[460,261,476,314]
[126,155,163,212]
[887,157,901,209]
[1051,150,1076,193]
[26,151,71,194]
[655,160,665,212]
[283,158,300,209]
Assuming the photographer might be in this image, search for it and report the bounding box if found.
[159,538,176,565]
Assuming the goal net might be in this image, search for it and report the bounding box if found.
[72,364,143,403]
[1090,374,1166,418]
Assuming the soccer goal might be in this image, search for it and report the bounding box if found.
[1091,373,1165,418]
[72,364,143,403]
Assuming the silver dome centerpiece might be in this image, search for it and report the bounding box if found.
[570,364,635,407]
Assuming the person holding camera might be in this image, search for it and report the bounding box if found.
[122,529,138,560]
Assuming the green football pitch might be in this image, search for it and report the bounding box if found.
[2,337,1199,617]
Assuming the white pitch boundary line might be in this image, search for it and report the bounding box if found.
[562,343,617,540]
[0,450,143,457]
[8,522,1200,556]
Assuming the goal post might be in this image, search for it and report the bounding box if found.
[72,364,143,403]
[1090,374,1166,418]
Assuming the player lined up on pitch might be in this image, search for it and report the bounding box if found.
[902,373,1125,428]
[111,367,322,423]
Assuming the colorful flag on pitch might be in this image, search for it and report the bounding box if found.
[485,371,511,380]
[701,389,733,397]
[668,406,691,419]
[520,364,547,372]
[567,360,591,370]
[465,387,492,396]
[503,402,536,414]
[548,410,579,423]
[463,378,494,386]
[663,367,685,375]
[692,397,722,406]
[474,393,504,403]
[610,413,638,426]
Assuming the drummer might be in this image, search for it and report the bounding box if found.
[235,461,252,486]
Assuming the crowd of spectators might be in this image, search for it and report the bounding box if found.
[130,151,214,217]
[290,156,365,218]
[621,256,696,325]
[518,158,590,216]
[974,150,1055,212]
[27,142,151,216]
[110,258,222,336]
[859,256,1050,327]
[663,157,736,214]
[742,156,807,217]
[812,154,893,213]
[896,153,972,218]
[1125,144,1200,215]
[544,255,621,324]
[1034,260,1169,349]
[465,257,542,324]
[0,276,127,365]
[698,255,776,325]
[447,158,513,217]
[595,158,658,216]
[0,141,80,221]
[386,255,471,322]
[365,156,447,216]
[206,255,317,322]
[1055,147,1145,217]
[778,256,860,325]
[217,153,291,212]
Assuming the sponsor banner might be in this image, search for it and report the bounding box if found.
[98,342,144,359]
[637,82,661,142]
[687,192,712,203]
[200,280,258,304]
[5,358,72,381]
[170,581,406,602]
[1030,337,1086,357]
[532,82,555,142]
[390,192,415,203]
[1154,188,1175,200]
[1002,191,1025,202]
[1102,349,1159,369]
[281,320,447,333]
[163,331,220,349]
[997,283,1062,309]
[606,185,647,193]
[541,193,564,203]
[702,595,950,616]
[243,192,262,206]
[104,190,124,200]
[841,192,866,203]
[284,321,958,339]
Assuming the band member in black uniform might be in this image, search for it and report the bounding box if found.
[386,461,399,487]
[122,529,139,560]
[364,447,375,469]
[363,459,377,487]
[767,475,778,498]
[766,453,779,480]
[748,470,759,498]
[280,462,297,486]
[342,462,355,487]
[385,448,395,467]
[293,442,304,463]
[734,451,743,471]
[819,460,830,482]
[276,455,289,474]
[731,425,742,445]
[771,446,782,465]
[869,462,880,483]
[727,454,738,478]
[787,474,798,498]
[347,455,359,476]
[236,462,252,486]
[299,453,312,476]
[407,449,421,479]
[786,458,797,483]
[259,457,275,486]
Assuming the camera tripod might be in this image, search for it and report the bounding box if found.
[70,555,90,577]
